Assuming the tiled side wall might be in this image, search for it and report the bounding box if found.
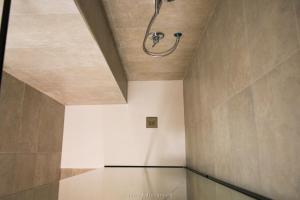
[0,183,59,200]
[184,0,300,199]
[0,72,65,197]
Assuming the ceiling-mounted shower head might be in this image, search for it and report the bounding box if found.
[143,0,183,57]
[149,32,165,47]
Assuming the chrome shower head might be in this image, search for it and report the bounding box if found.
[143,0,182,57]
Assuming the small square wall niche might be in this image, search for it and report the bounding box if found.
[146,117,158,128]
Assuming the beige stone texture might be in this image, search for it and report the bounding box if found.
[184,0,300,199]
[0,73,65,196]
[102,0,218,81]
[4,0,127,105]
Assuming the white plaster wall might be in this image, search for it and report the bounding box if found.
[61,81,186,168]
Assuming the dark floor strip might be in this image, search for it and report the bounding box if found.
[186,167,271,200]
[105,165,272,200]
[105,165,185,168]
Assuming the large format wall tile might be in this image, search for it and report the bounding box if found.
[34,153,61,186]
[0,182,59,200]
[37,96,65,153]
[0,74,25,152]
[184,0,300,199]
[245,0,299,80]
[227,89,261,193]
[18,86,42,153]
[0,190,34,200]
[0,73,65,196]
[252,52,300,199]
[0,154,16,196]
[225,0,252,95]
[197,117,215,177]
[33,183,59,200]
[13,154,36,192]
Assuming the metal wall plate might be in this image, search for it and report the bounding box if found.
[146,117,158,128]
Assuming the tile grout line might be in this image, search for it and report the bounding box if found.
[242,0,263,191]
[213,48,300,111]
[249,82,264,193]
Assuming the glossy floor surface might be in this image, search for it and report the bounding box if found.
[0,168,254,200]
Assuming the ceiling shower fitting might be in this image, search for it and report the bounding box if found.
[143,0,183,57]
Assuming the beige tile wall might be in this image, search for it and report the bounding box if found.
[0,72,65,197]
[184,0,300,199]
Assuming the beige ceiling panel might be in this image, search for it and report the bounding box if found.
[4,0,127,105]
[112,27,203,49]
[7,14,97,49]
[102,0,218,80]
[124,58,189,81]
[4,0,217,102]
[5,67,125,105]
[5,48,107,70]
[126,60,188,73]
[119,47,194,63]
[11,0,78,15]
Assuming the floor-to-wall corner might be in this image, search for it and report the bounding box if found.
[183,0,300,199]
[0,72,65,196]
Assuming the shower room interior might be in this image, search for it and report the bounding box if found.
[0,0,299,199]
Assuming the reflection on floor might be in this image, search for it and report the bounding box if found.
[60,168,95,180]
[0,168,254,200]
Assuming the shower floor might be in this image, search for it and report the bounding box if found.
[1,168,255,200]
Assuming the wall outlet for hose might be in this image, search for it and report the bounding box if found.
[146,117,158,128]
